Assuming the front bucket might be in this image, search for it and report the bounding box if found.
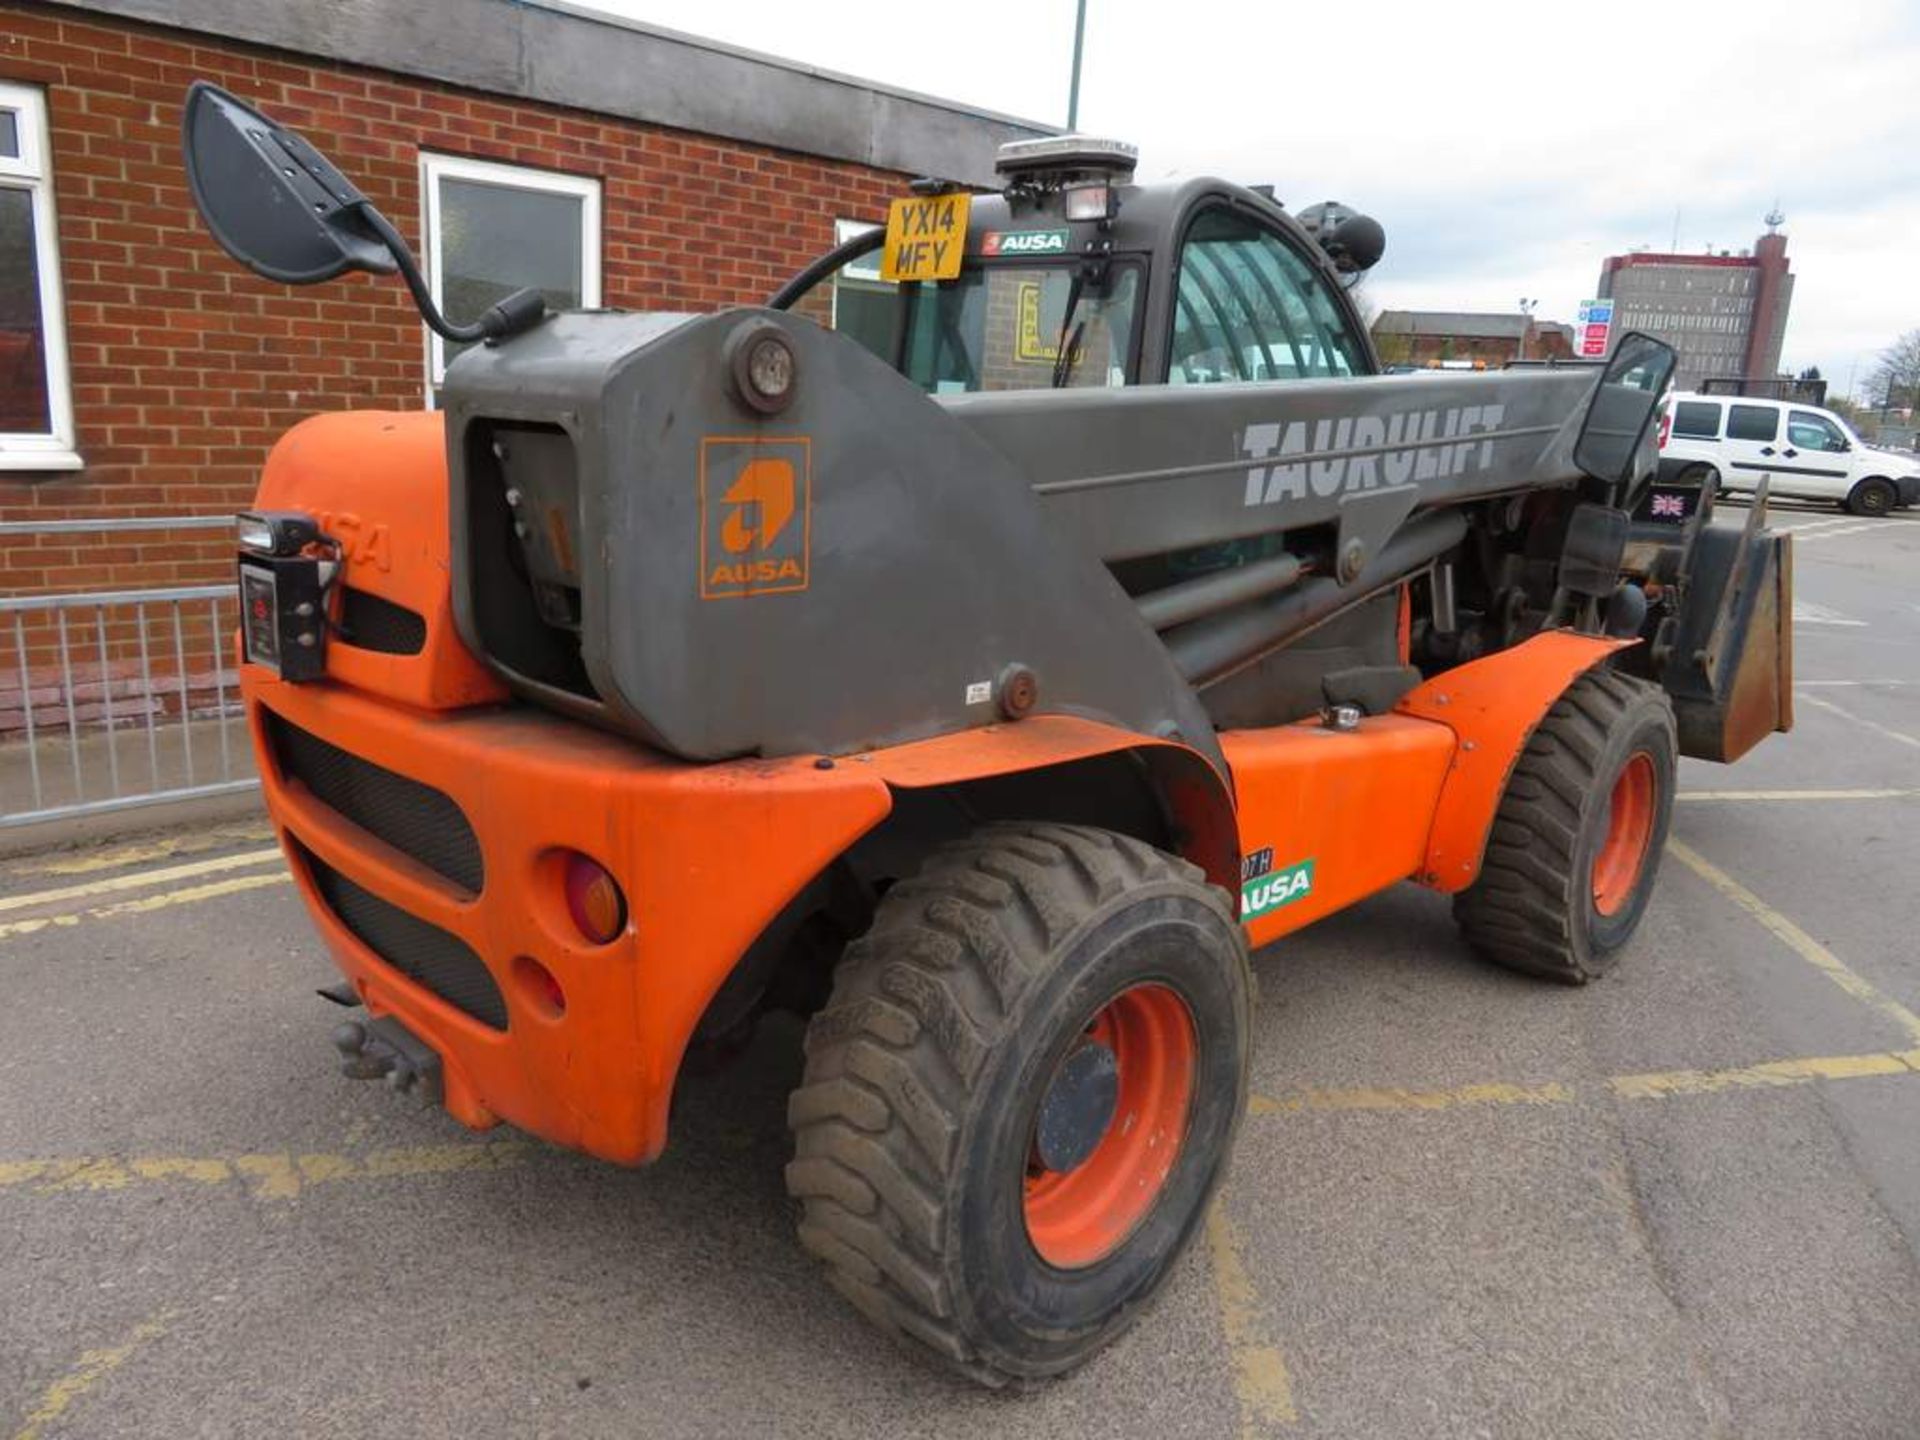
[1665,513,1793,764]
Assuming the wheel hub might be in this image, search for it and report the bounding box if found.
[1592,750,1657,917]
[1033,1040,1121,1174]
[1023,982,1197,1270]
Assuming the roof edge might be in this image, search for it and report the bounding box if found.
[527,0,1053,132]
[43,0,1055,185]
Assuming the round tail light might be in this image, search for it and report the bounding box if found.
[512,955,567,1019]
[562,853,627,945]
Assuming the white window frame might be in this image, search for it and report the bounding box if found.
[829,217,885,330]
[0,81,80,472]
[418,153,602,400]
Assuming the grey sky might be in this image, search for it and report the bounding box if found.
[573,0,1919,400]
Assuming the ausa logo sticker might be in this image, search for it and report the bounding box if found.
[699,437,812,599]
[981,229,1070,257]
[1241,858,1314,920]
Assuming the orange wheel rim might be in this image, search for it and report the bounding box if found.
[1593,751,1657,917]
[1023,982,1196,1270]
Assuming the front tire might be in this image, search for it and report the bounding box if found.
[787,823,1251,1385]
[1847,477,1896,517]
[1454,670,1677,984]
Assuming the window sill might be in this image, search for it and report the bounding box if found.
[0,449,85,474]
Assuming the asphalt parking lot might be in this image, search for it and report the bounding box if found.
[3,500,1918,1440]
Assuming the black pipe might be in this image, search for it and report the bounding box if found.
[768,228,887,311]
[1135,551,1306,631]
[1166,511,1468,686]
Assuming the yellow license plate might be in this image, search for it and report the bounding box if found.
[879,193,971,283]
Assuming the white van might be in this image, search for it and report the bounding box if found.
[1659,392,1920,517]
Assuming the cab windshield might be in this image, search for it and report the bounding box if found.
[900,264,1140,393]
[818,251,1142,395]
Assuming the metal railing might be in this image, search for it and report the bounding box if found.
[1,517,256,828]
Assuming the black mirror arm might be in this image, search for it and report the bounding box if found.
[356,204,547,343]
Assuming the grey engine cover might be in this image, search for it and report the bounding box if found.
[445,310,1607,767]
[445,309,1226,767]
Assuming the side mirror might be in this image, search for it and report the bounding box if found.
[1575,331,1678,488]
[182,82,394,285]
[181,82,547,343]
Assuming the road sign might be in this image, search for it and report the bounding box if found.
[1576,299,1613,358]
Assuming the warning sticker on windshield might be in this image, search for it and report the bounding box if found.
[1015,283,1059,364]
[880,194,970,283]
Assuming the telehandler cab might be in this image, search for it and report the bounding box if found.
[185,85,1793,1384]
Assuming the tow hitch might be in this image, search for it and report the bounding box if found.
[331,1016,444,1103]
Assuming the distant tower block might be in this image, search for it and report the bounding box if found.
[1596,212,1793,388]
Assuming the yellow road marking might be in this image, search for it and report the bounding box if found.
[1797,693,1920,751]
[10,1309,171,1440]
[0,847,282,915]
[1249,1080,1572,1115]
[1676,788,1920,802]
[1206,1203,1298,1433]
[1249,1051,1920,1116]
[1612,1051,1920,1099]
[0,1141,531,1201]
[7,823,275,878]
[1667,839,1920,1046]
[0,871,291,942]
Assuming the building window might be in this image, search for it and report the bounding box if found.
[419,153,602,397]
[828,217,893,361]
[0,81,78,472]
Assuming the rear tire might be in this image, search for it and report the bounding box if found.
[787,823,1250,1386]
[1847,477,1896,517]
[1454,670,1676,984]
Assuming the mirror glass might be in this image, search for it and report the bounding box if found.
[182,82,394,285]
[1575,331,1677,486]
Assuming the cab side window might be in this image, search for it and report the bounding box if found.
[1787,410,1847,452]
[1167,207,1367,385]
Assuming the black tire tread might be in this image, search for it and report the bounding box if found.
[1454,668,1674,983]
[786,822,1235,1384]
[1848,477,1896,517]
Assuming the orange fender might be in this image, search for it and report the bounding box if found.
[1397,631,1634,893]
[856,716,1240,893]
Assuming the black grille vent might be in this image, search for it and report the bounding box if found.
[267,713,483,894]
[338,588,427,656]
[297,842,508,1031]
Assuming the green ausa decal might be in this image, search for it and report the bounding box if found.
[1240,847,1314,920]
[981,229,1070,257]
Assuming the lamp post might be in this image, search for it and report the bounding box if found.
[1516,297,1537,363]
[1067,0,1087,130]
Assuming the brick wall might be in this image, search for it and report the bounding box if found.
[0,0,906,594]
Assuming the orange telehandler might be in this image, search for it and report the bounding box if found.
[186,86,1792,1383]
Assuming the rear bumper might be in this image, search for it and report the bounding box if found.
[245,673,892,1164]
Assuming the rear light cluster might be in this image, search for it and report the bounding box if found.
[1657,410,1672,450]
[512,852,626,1023]
[514,955,567,1020]
[562,852,627,945]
